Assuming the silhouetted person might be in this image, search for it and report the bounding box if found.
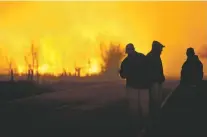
[146,40,165,119]
[180,47,203,86]
[119,43,149,129]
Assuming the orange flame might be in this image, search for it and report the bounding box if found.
[0,2,207,77]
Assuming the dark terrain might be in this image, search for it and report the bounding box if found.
[0,80,176,137]
[145,80,207,137]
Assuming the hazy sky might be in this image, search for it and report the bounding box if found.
[0,1,206,77]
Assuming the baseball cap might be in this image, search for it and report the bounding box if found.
[152,40,165,50]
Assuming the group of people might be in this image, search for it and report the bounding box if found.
[119,40,203,130]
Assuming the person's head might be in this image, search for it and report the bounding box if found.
[151,40,165,55]
[186,47,195,58]
[125,43,135,56]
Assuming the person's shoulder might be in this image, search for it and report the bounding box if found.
[193,55,202,62]
[146,51,152,56]
[140,53,146,57]
[121,56,128,63]
[146,52,153,59]
[194,55,199,60]
[135,52,145,57]
[195,55,201,61]
[182,61,188,68]
[195,55,203,65]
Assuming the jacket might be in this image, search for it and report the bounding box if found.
[119,52,149,89]
[146,51,165,84]
[180,55,203,86]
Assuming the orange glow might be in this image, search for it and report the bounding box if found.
[17,66,24,74]
[0,2,207,77]
[88,59,100,75]
[38,64,49,74]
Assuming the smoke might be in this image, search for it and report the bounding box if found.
[198,44,207,59]
[0,2,207,77]
[100,42,125,77]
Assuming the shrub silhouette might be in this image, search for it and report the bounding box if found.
[100,42,125,78]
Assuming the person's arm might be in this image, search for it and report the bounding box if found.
[146,56,158,83]
[161,74,165,83]
[151,58,163,83]
[180,63,187,85]
[198,61,204,81]
[180,66,184,84]
[119,58,127,79]
[201,64,204,80]
[160,60,165,83]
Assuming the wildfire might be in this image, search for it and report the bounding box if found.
[17,66,24,74]
[0,2,206,77]
[16,61,101,77]
[88,59,100,75]
[38,64,49,74]
[16,55,102,77]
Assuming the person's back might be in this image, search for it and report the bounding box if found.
[146,51,165,85]
[146,41,165,86]
[181,48,203,86]
[120,51,148,89]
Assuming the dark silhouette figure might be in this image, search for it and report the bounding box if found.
[146,41,165,85]
[119,43,148,89]
[146,40,165,121]
[119,43,149,129]
[180,47,203,86]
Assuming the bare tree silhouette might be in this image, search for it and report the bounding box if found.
[87,59,91,76]
[75,67,81,77]
[32,43,39,82]
[24,55,33,81]
[36,56,39,82]
[62,68,67,76]
[100,42,125,78]
[5,57,14,81]
[24,41,39,82]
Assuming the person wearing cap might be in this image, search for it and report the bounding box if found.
[119,43,150,129]
[180,47,203,86]
[146,40,165,120]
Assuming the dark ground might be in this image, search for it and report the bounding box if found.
[145,80,207,137]
[0,80,175,137]
[0,81,53,103]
